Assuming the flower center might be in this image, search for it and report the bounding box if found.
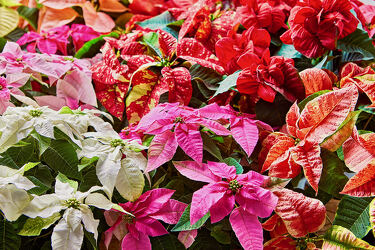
[295,138,301,145]
[29,109,43,117]
[174,117,184,123]
[228,179,242,192]
[0,85,3,90]
[122,214,134,224]
[110,139,125,147]
[65,198,80,209]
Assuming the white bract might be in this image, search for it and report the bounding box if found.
[22,177,127,250]
[0,106,113,153]
[0,163,37,221]
[79,131,147,200]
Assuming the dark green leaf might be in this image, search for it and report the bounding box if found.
[151,234,185,250]
[0,218,21,250]
[30,131,51,156]
[202,132,223,161]
[172,204,210,232]
[333,195,372,238]
[275,44,303,58]
[17,6,38,30]
[210,224,231,245]
[42,140,80,180]
[0,37,6,52]
[338,29,375,61]
[255,94,292,127]
[319,149,348,196]
[74,32,120,59]
[4,28,25,42]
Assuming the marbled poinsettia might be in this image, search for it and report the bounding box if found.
[178,5,236,52]
[236,49,305,103]
[104,188,187,250]
[299,68,335,96]
[136,103,230,171]
[173,161,277,250]
[215,26,271,74]
[260,86,358,192]
[280,0,358,58]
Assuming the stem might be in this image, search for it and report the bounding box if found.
[364,114,373,130]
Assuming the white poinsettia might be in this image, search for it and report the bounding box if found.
[0,163,37,221]
[0,106,58,153]
[78,131,147,200]
[22,176,128,250]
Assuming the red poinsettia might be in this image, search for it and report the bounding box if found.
[235,0,290,33]
[216,26,271,74]
[236,49,305,103]
[280,0,359,58]
[350,0,375,38]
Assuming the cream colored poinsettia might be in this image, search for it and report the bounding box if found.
[79,131,147,201]
[22,175,128,250]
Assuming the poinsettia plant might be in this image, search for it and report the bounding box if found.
[1,0,375,249]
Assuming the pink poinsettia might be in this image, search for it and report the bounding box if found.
[136,103,230,171]
[18,24,100,55]
[173,161,278,249]
[104,188,187,250]
[0,77,12,114]
[198,103,272,156]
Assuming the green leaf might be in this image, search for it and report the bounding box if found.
[210,224,231,245]
[255,94,292,127]
[137,11,178,38]
[4,27,25,42]
[18,213,61,236]
[0,137,36,168]
[74,32,120,59]
[359,105,375,115]
[42,140,81,180]
[17,6,38,30]
[223,157,243,174]
[172,204,210,232]
[319,149,348,196]
[333,195,372,238]
[78,157,98,172]
[83,229,98,250]
[0,218,21,250]
[142,32,162,58]
[202,132,223,161]
[56,173,78,190]
[190,64,222,91]
[0,37,6,52]
[0,7,18,37]
[212,71,239,98]
[323,225,375,249]
[151,234,185,250]
[338,29,375,61]
[275,44,303,59]
[297,90,331,111]
[30,130,51,156]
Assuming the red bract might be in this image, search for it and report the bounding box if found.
[104,189,187,250]
[280,0,358,58]
[136,103,230,171]
[216,26,271,74]
[350,0,375,38]
[340,62,375,106]
[341,159,375,197]
[300,68,335,96]
[236,50,305,103]
[261,86,358,192]
[91,43,130,119]
[236,0,289,33]
[174,161,278,250]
